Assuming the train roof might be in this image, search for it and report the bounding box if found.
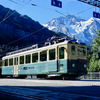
[4,36,86,58]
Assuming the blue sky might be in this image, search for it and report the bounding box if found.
[0,0,97,24]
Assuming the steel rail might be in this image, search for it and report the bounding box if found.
[0,90,49,100]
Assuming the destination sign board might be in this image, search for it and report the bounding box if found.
[51,0,62,8]
[93,11,100,18]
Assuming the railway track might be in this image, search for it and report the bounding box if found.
[0,90,48,100]
[0,87,100,100]
[0,79,100,100]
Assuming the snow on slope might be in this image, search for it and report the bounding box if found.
[43,15,100,44]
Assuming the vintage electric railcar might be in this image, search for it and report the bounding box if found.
[1,37,87,79]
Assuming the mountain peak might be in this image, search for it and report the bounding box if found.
[89,17,94,21]
[43,15,100,44]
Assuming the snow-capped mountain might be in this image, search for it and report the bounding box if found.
[43,15,100,44]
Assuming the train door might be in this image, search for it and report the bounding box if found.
[57,45,67,72]
[68,44,79,73]
[48,48,57,72]
[14,57,18,76]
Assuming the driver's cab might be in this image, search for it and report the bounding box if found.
[68,41,87,76]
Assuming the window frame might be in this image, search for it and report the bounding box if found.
[49,49,56,61]
[9,58,13,66]
[71,45,76,55]
[59,47,65,59]
[78,46,86,56]
[20,55,24,65]
[25,54,31,64]
[40,50,47,62]
[32,52,38,63]
[5,59,8,66]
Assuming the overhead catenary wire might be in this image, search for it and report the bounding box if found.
[0,0,92,56]
[55,10,67,17]
[0,1,94,57]
[0,0,57,49]
[0,0,94,49]
[2,3,15,22]
[31,2,94,19]
[1,0,62,24]
[9,0,23,6]
[0,0,32,24]
[1,0,94,24]
[75,7,94,15]
[2,1,63,49]
[17,35,58,49]
[0,1,15,24]
[6,5,93,47]
[5,27,45,46]
[2,0,92,25]
[55,7,93,17]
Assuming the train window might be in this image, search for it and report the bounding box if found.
[20,56,24,64]
[32,53,38,63]
[9,58,13,66]
[78,46,86,56]
[26,54,31,64]
[59,47,64,59]
[49,49,55,60]
[40,51,47,61]
[5,59,8,66]
[71,46,75,55]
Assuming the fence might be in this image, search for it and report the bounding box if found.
[80,72,100,80]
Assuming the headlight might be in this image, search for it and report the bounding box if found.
[84,64,87,68]
[72,63,75,67]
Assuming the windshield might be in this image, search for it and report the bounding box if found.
[78,46,86,56]
[71,46,75,55]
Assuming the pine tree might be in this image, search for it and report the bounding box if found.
[87,30,100,72]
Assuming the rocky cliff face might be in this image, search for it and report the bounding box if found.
[0,5,61,47]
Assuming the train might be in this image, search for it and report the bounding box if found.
[1,36,87,79]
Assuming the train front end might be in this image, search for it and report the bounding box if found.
[67,41,87,77]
